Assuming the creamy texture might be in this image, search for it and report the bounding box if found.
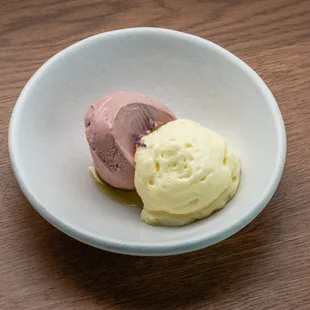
[85,91,176,189]
[134,119,241,226]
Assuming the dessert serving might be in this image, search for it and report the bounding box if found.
[85,92,240,226]
[9,27,286,255]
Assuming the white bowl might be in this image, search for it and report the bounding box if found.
[9,28,286,256]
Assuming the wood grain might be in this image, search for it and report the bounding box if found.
[1,0,310,309]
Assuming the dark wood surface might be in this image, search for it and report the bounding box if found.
[1,0,310,309]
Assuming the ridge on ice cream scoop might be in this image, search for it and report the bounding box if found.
[84,91,176,190]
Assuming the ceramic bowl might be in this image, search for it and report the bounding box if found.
[9,28,286,256]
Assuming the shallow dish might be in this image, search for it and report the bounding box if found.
[9,28,286,256]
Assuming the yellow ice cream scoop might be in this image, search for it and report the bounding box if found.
[134,119,240,226]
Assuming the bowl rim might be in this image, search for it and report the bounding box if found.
[9,27,287,256]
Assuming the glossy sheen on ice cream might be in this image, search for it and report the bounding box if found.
[84,92,176,189]
[134,119,241,226]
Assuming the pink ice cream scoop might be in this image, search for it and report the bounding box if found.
[84,91,176,190]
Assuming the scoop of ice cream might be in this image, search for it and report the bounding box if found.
[134,119,241,226]
[84,91,176,190]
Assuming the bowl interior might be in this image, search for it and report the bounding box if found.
[10,28,285,255]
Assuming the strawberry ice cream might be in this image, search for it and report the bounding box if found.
[84,91,176,189]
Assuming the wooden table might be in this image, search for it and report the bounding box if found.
[1,0,310,309]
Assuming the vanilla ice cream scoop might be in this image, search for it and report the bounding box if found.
[134,119,241,226]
